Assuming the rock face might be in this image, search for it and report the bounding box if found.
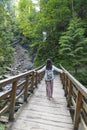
[0,44,33,113]
[11,44,33,73]
[0,44,33,79]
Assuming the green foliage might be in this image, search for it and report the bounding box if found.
[0,0,87,88]
[71,71,87,88]
[17,0,36,38]
[13,0,87,88]
[59,17,87,72]
[74,0,87,19]
[0,122,6,130]
[0,67,6,75]
[0,0,15,67]
[33,0,72,66]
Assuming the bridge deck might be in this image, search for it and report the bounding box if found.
[9,75,73,130]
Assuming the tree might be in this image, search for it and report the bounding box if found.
[0,0,14,67]
[34,0,72,66]
[17,0,36,38]
[59,17,87,73]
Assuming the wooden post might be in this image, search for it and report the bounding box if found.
[31,71,34,93]
[63,73,65,89]
[65,75,68,97]
[61,72,65,89]
[67,80,73,107]
[38,73,40,83]
[74,91,83,130]
[9,81,17,121]
[35,72,38,88]
[24,76,29,102]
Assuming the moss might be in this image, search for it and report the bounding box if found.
[0,123,6,130]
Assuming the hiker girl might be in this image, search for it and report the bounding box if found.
[36,59,63,99]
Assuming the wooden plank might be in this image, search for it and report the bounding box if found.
[74,91,83,130]
[80,116,87,130]
[10,118,73,130]
[19,109,72,121]
[8,76,73,130]
[18,111,72,124]
[24,105,71,116]
[9,81,18,121]
[9,121,72,130]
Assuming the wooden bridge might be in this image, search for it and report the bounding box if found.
[0,65,87,130]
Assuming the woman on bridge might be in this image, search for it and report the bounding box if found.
[37,59,63,99]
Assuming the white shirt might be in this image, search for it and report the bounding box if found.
[37,65,63,81]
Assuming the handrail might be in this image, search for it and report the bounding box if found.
[0,64,87,130]
[60,65,87,98]
[60,65,87,130]
[0,66,44,121]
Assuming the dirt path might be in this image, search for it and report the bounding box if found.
[11,44,33,73]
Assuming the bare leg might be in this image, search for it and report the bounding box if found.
[45,81,51,98]
[50,80,53,98]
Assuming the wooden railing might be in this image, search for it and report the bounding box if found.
[0,66,44,121]
[60,65,87,130]
[0,65,87,130]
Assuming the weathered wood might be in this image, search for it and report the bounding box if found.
[83,99,87,113]
[62,72,66,90]
[30,71,34,93]
[9,81,17,121]
[60,65,87,98]
[0,90,11,100]
[16,90,24,101]
[0,64,87,130]
[24,76,29,102]
[67,80,73,107]
[35,72,38,88]
[73,86,78,97]
[74,91,83,130]
[0,65,44,121]
[80,116,87,130]
[60,65,87,130]
[81,109,87,124]
[8,76,73,130]
[0,104,9,115]
[17,80,25,89]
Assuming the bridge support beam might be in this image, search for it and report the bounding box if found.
[67,80,73,107]
[24,76,29,102]
[74,91,83,130]
[30,71,34,93]
[9,81,17,121]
